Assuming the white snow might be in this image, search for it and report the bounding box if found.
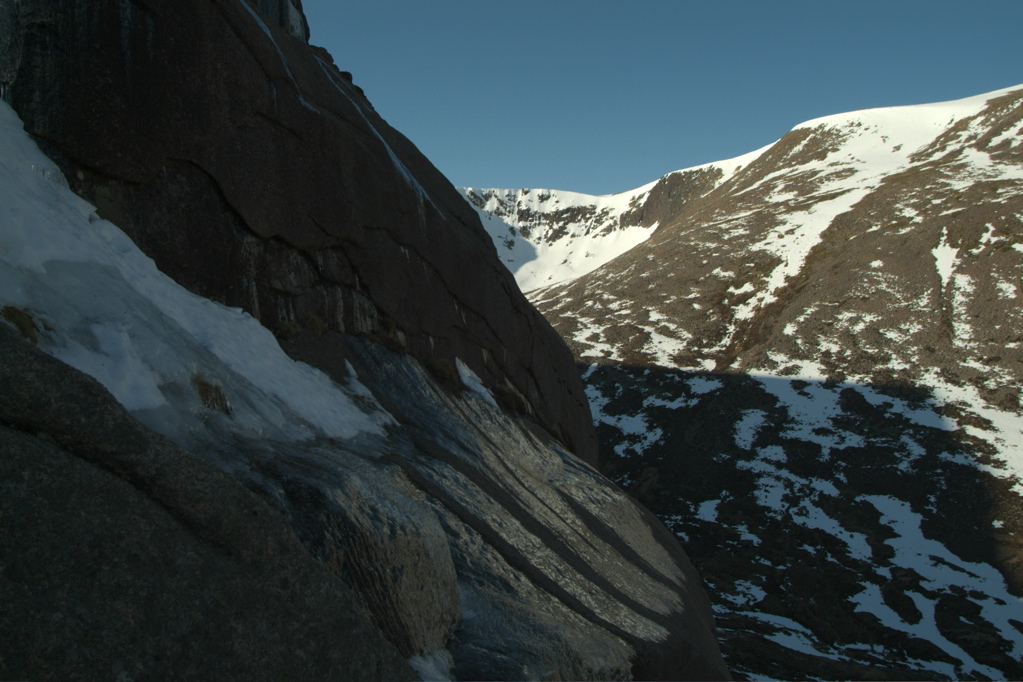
[995,277,1017,299]
[750,373,864,457]
[720,580,766,608]
[794,85,1023,150]
[733,409,767,449]
[745,612,827,657]
[407,649,454,681]
[918,367,1023,494]
[851,495,1022,678]
[687,375,724,394]
[462,184,658,292]
[463,147,772,293]
[695,499,720,523]
[0,100,392,445]
[932,226,959,292]
[455,357,498,408]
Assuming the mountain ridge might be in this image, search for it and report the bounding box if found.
[471,83,1023,679]
[460,145,769,293]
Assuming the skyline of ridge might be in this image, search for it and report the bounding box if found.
[301,0,1023,195]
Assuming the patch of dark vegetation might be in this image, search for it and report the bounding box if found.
[192,375,231,414]
[1,306,38,345]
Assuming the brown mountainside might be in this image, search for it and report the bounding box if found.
[477,86,1023,680]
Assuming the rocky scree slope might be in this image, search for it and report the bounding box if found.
[476,86,1023,680]
[0,0,729,680]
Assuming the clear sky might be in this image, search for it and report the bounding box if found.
[300,0,1023,196]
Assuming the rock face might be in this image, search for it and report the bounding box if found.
[0,324,415,682]
[475,87,1023,679]
[0,0,729,679]
[3,0,594,464]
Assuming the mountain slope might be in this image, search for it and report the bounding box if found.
[461,183,659,292]
[476,85,1023,679]
[461,146,767,293]
[0,1,729,679]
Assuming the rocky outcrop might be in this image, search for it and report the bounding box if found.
[0,0,729,679]
[0,324,415,682]
[2,0,594,465]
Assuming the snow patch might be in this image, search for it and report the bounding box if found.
[0,100,392,445]
[408,649,454,681]
[932,226,959,291]
[455,358,498,408]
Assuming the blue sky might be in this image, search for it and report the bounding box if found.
[301,0,1023,195]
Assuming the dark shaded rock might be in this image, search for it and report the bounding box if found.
[339,336,731,681]
[575,362,1023,680]
[620,165,725,229]
[718,631,944,682]
[4,0,596,466]
[0,1,732,677]
[0,324,414,682]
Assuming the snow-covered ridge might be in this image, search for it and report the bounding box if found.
[794,83,1023,137]
[473,84,1023,300]
[461,146,770,293]
[460,182,658,292]
[0,100,392,447]
[536,82,1023,369]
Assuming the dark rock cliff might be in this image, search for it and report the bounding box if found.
[0,0,729,679]
[0,324,416,681]
[3,0,594,465]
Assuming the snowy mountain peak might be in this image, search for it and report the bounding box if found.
[460,183,658,292]
[469,85,1023,301]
